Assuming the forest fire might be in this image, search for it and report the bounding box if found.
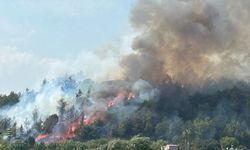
[67,120,79,134]
[128,92,135,101]
[35,90,136,144]
[35,133,76,144]
[84,115,98,125]
[108,91,136,107]
[35,134,49,142]
[2,0,250,149]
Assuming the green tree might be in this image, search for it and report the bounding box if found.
[107,139,129,150]
[192,139,220,150]
[150,140,167,150]
[192,118,215,140]
[57,99,67,122]
[56,140,81,150]
[76,125,100,140]
[34,142,46,150]
[9,140,28,150]
[84,139,108,149]
[223,119,245,137]
[220,136,239,149]
[0,140,9,150]
[32,108,39,125]
[0,118,11,131]
[42,114,58,133]
[0,92,20,108]
[128,135,152,150]
[26,136,35,148]
[240,131,250,148]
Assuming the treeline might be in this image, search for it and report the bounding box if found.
[0,135,166,150]
[2,82,250,149]
[0,92,20,108]
[97,82,250,149]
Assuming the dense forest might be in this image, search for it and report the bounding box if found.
[1,0,250,149]
[1,80,250,150]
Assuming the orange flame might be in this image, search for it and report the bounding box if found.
[35,134,49,142]
[67,121,78,134]
[84,116,97,125]
[128,92,135,100]
[36,90,136,143]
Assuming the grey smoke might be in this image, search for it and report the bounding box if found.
[121,0,250,85]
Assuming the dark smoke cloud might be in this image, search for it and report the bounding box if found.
[121,0,250,85]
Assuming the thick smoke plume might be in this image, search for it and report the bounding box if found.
[2,0,250,143]
[121,0,250,85]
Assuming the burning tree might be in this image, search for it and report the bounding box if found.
[54,98,68,134]
[57,99,67,123]
[42,114,58,134]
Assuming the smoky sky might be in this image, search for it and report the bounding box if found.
[121,0,250,85]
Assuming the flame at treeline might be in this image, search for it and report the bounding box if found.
[35,89,136,143]
[3,0,250,144]
[0,74,157,144]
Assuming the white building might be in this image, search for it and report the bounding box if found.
[161,144,179,150]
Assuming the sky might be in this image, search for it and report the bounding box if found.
[0,0,136,94]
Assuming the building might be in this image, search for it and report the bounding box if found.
[161,144,179,150]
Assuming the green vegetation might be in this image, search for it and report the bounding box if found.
[42,114,58,134]
[0,92,20,108]
[0,136,166,150]
[1,82,250,149]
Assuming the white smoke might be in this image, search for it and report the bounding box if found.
[0,75,80,127]
[0,72,158,129]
